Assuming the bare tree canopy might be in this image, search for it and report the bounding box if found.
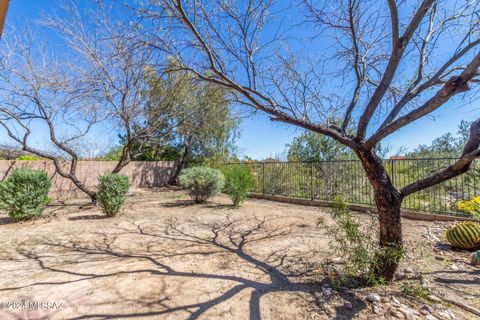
[135,0,480,280]
[42,2,159,173]
[0,29,101,202]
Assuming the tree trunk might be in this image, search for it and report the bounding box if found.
[169,142,190,185]
[112,141,133,174]
[357,148,403,282]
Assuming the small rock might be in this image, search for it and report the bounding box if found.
[420,309,429,315]
[343,301,353,310]
[391,296,401,306]
[437,310,451,319]
[428,295,442,303]
[435,256,445,261]
[444,310,456,319]
[395,272,407,280]
[381,297,390,303]
[426,315,439,320]
[422,305,435,313]
[344,290,356,297]
[404,267,414,274]
[331,257,342,263]
[322,288,333,297]
[372,304,383,314]
[389,308,405,319]
[398,306,421,319]
[450,264,459,271]
[366,293,381,303]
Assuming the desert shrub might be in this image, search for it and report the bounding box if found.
[223,165,252,207]
[97,173,130,216]
[318,195,402,286]
[0,168,51,220]
[445,221,480,250]
[263,164,287,195]
[456,196,480,218]
[401,276,430,300]
[179,166,224,203]
[15,155,44,161]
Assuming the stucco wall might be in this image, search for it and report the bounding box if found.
[0,160,177,199]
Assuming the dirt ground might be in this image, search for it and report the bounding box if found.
[0,189,478,320]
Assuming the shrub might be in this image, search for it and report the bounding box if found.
[179,166,224,203]
[445,221,480,250]
[223,165,252,207]
[401,276,430,300]
[318,195,400,286]
[15,155,44,161]
[456,196,480,218]
[97,173,130,216]
[0,168,51,220]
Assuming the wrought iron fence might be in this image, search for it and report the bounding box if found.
[221,158,480,216]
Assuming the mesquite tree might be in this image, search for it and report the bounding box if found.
[145,69,238,184]
[137,0,480,280]
[42,3,165,174]
[0,32,100,203]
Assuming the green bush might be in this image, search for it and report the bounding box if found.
[223,165,252,207]
[0,168,51,220]
[97,173,130,216]
[456,196,480,218]
[318,195,394,286]
[179,166,224,203]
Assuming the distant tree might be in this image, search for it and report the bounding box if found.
[408,121,472,158]
[144,69,239,183]
[287,127,391,162]
[287,131,355,162]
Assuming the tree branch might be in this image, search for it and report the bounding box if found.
[402,118,480,196]
[356,0,434,140]
[366,51,480,148]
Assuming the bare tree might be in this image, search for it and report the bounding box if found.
[42,2,167,174]
[136,0,480,280]
[0,30,100,203]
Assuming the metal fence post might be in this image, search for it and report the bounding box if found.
[310,162,314,200]
[262,162,265,195]
[390,159,395,186]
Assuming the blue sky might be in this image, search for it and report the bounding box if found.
[2,0,479,159]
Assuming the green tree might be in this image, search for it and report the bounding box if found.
[287,131,355,162]
[287,130,390,162]
[408,121,472,158]
[143,68,240,183]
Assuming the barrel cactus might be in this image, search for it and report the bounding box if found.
[445,222,480,250]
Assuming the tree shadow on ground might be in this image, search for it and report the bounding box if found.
[2,216,367,319]
[68,214,109,221]
[161,199,197,208]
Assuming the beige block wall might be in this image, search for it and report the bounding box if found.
[0,160,177,199]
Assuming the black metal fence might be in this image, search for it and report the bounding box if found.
[221,158,480,216]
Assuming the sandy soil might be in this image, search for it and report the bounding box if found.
[0,189,478,320]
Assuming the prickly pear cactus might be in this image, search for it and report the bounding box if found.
[445,222,480,250]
